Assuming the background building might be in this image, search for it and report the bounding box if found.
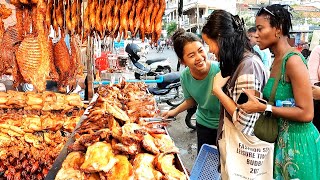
[165,0,236,34]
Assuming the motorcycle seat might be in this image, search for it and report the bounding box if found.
[148,87,171,95]
[145,58,167,65]
[157,72,180,89]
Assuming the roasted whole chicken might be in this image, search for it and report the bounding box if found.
[80,142,118,173]
[154,153,187,180]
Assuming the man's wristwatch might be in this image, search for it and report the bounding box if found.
[264,104,272,117]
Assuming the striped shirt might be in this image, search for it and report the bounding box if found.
[222,53,269,136]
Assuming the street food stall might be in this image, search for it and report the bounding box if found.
[0,0,189,179]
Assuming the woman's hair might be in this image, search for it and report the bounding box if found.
[202,10,252,77]
[171,28,202,62]
[256,4,292,37]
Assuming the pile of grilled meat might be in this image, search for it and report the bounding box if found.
[0,91,84,179]
[55,81,187,180]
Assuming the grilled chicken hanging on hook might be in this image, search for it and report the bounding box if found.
[89,0,97,30]
[76,0,82,35]
[52,0,59,36]
[101,0,109,36]
[139,1,146,42]
[150,0,160,42]
[56,0,64,34]
[128,0,136,35]
[45,0,53,33]
[66,0,72,33]
[106,0,116,35]
[133,0,145,37]
[83,0,91,41]
[112,0,121,37]
[119,0,130,39]
[71,0,78,34]
[144,0,154,34]
[95,0,103,38]
[154,0,166,43]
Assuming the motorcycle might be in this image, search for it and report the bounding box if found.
[125,43,172,77]
[185,105,197,130]
[147,72,184,107]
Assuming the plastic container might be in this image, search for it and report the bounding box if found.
[95,57,109,72]
[190,144,220,180]
[275,98,295,107]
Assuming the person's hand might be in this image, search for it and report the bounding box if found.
[312,85,320,100]
[162,110,177,119]
[212,72,230,95]
[238,89,266,114]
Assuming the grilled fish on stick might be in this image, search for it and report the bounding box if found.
[54,35,72,92]
[48,38,59,81]
[16,35,47,92]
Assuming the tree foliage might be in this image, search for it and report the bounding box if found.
[291,11,305,26]
[166,21,178,37]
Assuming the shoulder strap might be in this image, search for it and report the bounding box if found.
[281,52,307,77]
[269,49,295,104]
[269,68,281,104]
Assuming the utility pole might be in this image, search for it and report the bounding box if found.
[196,0,199,34]
[178,0,183,28]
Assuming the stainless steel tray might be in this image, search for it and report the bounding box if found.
[45,93,189,179]
[45,94,99,180]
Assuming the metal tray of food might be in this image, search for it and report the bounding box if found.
[45,93,189,179]
[45,94,98,180]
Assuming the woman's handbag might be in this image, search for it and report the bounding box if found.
[253,50,293,143]
[253,110,278,143]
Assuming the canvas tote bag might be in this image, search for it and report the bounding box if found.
[219,118,274,180]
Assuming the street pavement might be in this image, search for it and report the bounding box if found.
[145,47,197,173]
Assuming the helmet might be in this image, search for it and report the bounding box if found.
[125,43,141,61]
